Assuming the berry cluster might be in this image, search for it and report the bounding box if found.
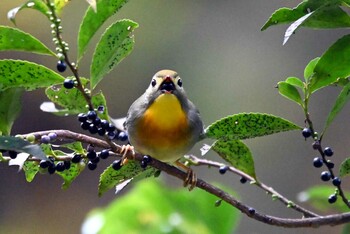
[40,132,57,144]
[77,110,128,141]
[86,146,112,171]
[39,157,71,174]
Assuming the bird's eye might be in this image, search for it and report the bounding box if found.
[151,79,157,87]
[177,78,182,87]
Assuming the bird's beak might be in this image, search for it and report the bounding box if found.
[159,76,175,93]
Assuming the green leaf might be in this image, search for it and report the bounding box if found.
[277,81,303,106]
[90,20,138,89]
[45,81,109,119]
[0,88,23,135]
[285,77,304,89]
[77,0,129,61]
[304,57,320,82]
[84,179,240,234]
[0,136,47,160]
[283,12,313,45]
[212,140,256,178]
[205,113,301,140]
[0,60,65,91]
[311,35,350,93]
[23,161,39,182]
[7,0,50,25]
[323,82,350,135]
[54,0,70,14]
[57,162,85,189]
[98,160,156,197]
[299,185,349,212]
[340,157,350,178]
[0,26,55,56]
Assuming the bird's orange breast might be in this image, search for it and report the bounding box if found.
[133,93,191,161]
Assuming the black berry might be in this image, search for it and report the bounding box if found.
[107,131,116,139]
[100,119,109,129]
[219,165,228,174]
[87,151,97,160]
[63,79,74,89]
[332,177,341,186]
[321,171,331,181]
[80,122,90,130]
[302,128,312,138]
[72,154,82,163]
[97,128,106,136]
[93,117,101,126]
[106,123,116,132]
[56,161,66,172]
[118,131,128,141]
[48,165,56,174]
[91,156,100,164]
[112,160,122,170]
[248,207,256,215]
[240,176,247,184]
[88,124,98,134]
[87,161,97,170]
[87,110,97,120]
[64,161,71,170]
[313,157,323,168]
[143,155,152,163]
[57,60,67,72]
[327,161,335,169]
[78,113,88,122]
[324,147,334,157]
[99,149,109,159]
[328,194,337,204]
[39,160,50,168]
[8,150,18,159]
[140,160,148,169]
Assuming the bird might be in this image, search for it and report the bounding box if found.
[123,69,204,189]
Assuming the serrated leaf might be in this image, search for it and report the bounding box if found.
[0,60,65,91]
[285,77,304,89]
[0,26,55,56]
[40,143,55,156]
[90,20,138,89]
[205,113,301,140]
[45,81,109,119]
[277,81,303,106]
[298,185,349,212]
[212,140,256,178]
[57,163,84,189]
[8,0,50,25]
[304,57,320,82]
[77,0,129,61]
[283,12,313,45]
[98,160,156,196]
[323,82,350,135]
[0,88,23,135]
[23,160,39,182]
[311,35,350,93]
[0,136,47,160]
[60,142,85,154]
[340,157,350,178]
[84,179,240,234]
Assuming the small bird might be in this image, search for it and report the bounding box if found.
[124,69,204,189]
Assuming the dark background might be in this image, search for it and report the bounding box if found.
[0,1,348,233]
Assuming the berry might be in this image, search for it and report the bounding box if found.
[97,105,104,113]
[87,110,97,120]
[112,160,122,170]
[248,207,256,215]
[107,131,116,139]
[240,176,247,184]
[64,161,71,170]
[72,154,82,163]
[78,113,88,122]
[106,123,116,132]
[324,147,334,157]
[97,128,106,136]
[118,131,128,141]
[140,160,148,169]
[63,79,74,89]
[56,161,66,172]
[40,135,51,144]
[100,119,109,129]
[321,171,331,181]
[8,150,18,159]
[219,165,228,174]
[327,161,335,169]
[39,160,50,168]
[99,149,109,159]
[313,157,323,168]
[93,117,101,126]
[312,141,320,150]
[80,122,90,130]
[328,194,337,204]
[88,124,98,134]
[91,156,100,164]
[332,177,341,186]
[56,60,67,72]
[48,165,56,174]
[48,132,57,142]
[87,151,97,160]
[143,155,152,163]
[87,161,97,170]
[302,128,312,138]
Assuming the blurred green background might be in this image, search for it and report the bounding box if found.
[0,0,349,233]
